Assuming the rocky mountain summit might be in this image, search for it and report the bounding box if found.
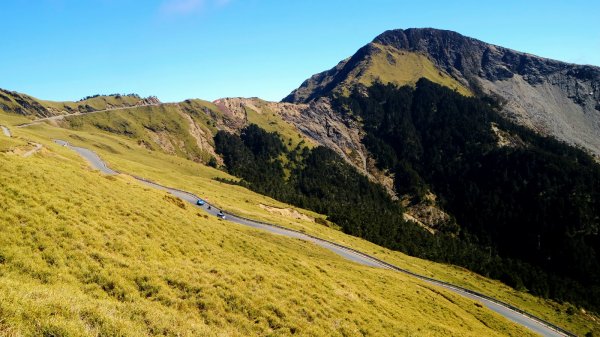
[285,28,600,156]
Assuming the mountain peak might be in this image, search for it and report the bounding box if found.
[373,27,471,45]
[284,28,600,157]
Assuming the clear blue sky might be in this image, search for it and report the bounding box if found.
[1,0,599,102]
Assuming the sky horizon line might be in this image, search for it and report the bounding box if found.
[4,29,598,104]
[1,1,598,103]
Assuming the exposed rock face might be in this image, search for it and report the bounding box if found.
[285,28,600,157]
[213,97,395,194]
[138,96,161,106]
[0,89,52,118]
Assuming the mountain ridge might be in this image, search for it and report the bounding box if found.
[284,28,600,157]
[0,89,161,118]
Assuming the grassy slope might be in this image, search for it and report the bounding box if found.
[0,118,536,337]
[40,95,142,112]
[178,99,224,135]
[63,98,315,163]
[0,136,27,152]
[242,100,316,150]
[5,113,597,336]
[336,43,472,97]
[0,89,143,117]
[64,104,215,163]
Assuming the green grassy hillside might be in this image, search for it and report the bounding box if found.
[0,116,540,336]
[40,94,144,112]
[240,99,316,150]
[3,112,597,335]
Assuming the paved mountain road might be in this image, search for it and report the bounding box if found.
[1,125,11,137]
[54,139,574,337]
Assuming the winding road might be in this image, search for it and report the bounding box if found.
[54,139,574,337]
[1,125,11,137]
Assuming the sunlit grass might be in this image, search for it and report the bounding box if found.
[336,43,472,97]
[39,94,142,112]
[4,108,599,335]
[0,123,538,336]
[243,102,315,150]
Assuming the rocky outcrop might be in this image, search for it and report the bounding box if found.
[0,89,53,118]
[137,96,161,106]
[285,28,600,157]
[213,97,397,196]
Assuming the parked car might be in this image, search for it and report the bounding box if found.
[196,199,205,206]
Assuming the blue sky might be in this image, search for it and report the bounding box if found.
[1,0,599,102]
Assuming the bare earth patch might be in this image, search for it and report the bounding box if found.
[259,204,314,222]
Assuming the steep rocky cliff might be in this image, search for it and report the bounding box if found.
[212,97,396,194]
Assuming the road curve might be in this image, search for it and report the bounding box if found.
[1,125,11,137]
[54,139,574,337]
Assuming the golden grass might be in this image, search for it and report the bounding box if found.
[336,43,472,97]
[0,112,31,126]
[10,116,599,335]
[243,101,316,150]
[0,123,538,336]
[64,104,215,163]
[39,95,142,112]
[0,136,27,152]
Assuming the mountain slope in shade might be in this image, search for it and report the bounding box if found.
[285,28,600,157]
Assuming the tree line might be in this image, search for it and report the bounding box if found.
[214,79,600,312]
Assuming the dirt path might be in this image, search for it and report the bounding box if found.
[22,143,42,157]
[1,125,11,137]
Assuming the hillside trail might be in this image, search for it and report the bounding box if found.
[1,125,11,137]
[1,125,42,157]
[22,143,42,157]
[52,139,574,337]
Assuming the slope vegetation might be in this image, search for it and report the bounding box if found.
[63,102,219,164]
[0,88,158,118]
[284,42,470,103]
[59,97,318,168]
[0,117,541,336]
[8,110,597,335]
[333,79,600,314]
